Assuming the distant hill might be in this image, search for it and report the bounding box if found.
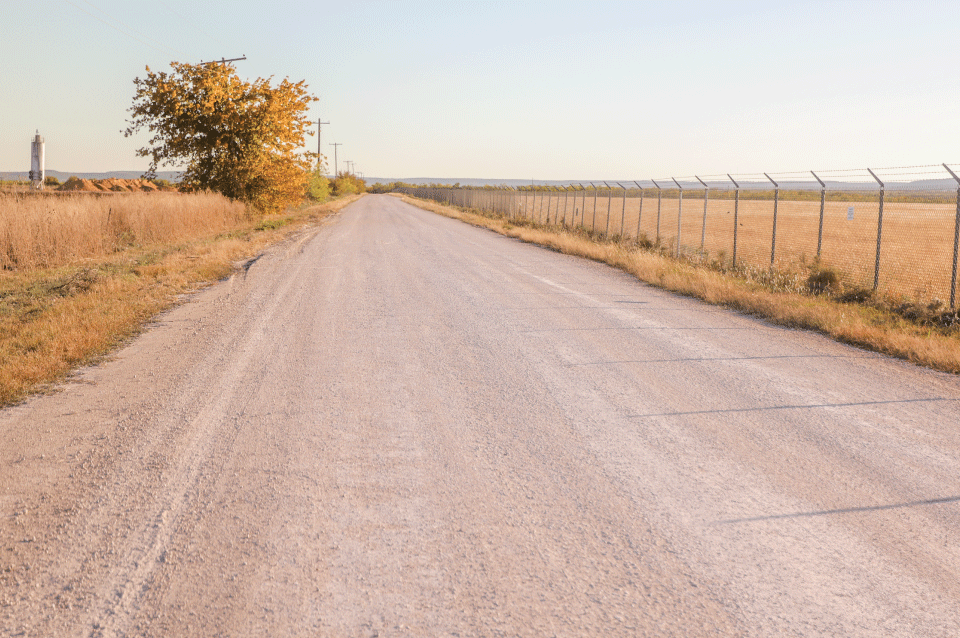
[0,170,182,182]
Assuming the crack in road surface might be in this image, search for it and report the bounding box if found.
[2,195,960,636]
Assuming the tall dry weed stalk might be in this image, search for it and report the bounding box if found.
[0,192,246,270]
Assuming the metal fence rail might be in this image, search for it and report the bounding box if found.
[397,163,960,310]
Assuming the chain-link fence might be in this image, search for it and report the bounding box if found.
[397,164,960,309]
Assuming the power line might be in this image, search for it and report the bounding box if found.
[155,0,188,22]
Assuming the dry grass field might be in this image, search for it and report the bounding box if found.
[0,191,361,405]
[1,191,245,270]
[511,190,958,304]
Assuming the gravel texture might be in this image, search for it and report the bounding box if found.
[2,194,960,636]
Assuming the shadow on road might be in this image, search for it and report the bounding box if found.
[717,495,960,525]
[630,397,955,419]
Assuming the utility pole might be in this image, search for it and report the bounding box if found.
[317,118,329,167]
[329,143,342,177]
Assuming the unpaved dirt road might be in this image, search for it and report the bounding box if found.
[2,194,960,637]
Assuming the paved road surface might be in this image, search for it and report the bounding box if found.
[2,194,960,636]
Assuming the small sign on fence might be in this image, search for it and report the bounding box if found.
[847,206,855,220]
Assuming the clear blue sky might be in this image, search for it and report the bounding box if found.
[2,0,957,181]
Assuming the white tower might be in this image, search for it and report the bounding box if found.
[29,131,45,191]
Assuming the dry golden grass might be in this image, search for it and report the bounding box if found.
[0,193,362,406]
[510,191,959,304]
[401,194,960,375]
[1,191,245,270]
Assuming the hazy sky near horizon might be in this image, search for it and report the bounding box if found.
[1,0,958,181]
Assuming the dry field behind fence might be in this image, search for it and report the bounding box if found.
[451,189,958,305]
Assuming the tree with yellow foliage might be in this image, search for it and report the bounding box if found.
[125,61,317,214]
[332,171,366,196]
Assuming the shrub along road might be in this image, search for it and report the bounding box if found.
[2,194,959,636]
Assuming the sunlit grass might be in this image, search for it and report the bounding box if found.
[0,191,245,270]
[518,192,959,304]
[0,193,361,406]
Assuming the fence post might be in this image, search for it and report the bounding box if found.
[765,173,780,268]
[671,177,683,257]
[811,170,826,259]
[728,174,740,269]
[562,185,570,226]
[633,181,644,240]
[552,186,559,225]
[553,186,567,225]
[696,175,709,251]
[577,183,586,229]
[652,179,662,244]
[603,182,613,237]
[867,168,884,291]
[943,164,960,309]
[616,182,627,238]
[590,183,599,233]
